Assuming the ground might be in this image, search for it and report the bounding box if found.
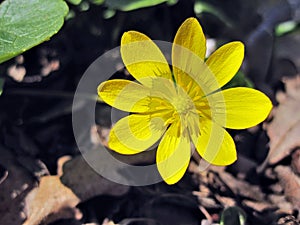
[0,0,300,225]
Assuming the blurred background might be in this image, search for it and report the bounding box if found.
[0,0,300,224]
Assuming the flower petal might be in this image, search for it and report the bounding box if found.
[156,121,191,184]
[98,79,152,112]
[172,18,207,98]
[121,31,172,86]
[206,41,244,88]
[109,114,168,154]
[173,17,206,62]
[211,87,272,129]
[189,116,237,165]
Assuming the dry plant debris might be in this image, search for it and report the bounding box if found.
[22,176,81,225]
[21,154,129,225]
[264,75,300,165]
[274,166,300,210]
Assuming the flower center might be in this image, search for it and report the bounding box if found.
[172,96,194,116]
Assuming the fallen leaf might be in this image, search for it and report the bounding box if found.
[201,219,219,225]
[263,75,300,165]
[198,197,220,209]
[57,155,72,177]
[291,148,300,175]
[218,171,265,202]
[60,153,130,202]
[277,215,300,225]
[22,176,81,225]
[268,194,294,215]
[22,152,130,225]
[215,195,236,208]
[274,166,300,210]
[102,218,118,225]
[90,125,110,147]
[7,64,26,82]
[242,199,276,212]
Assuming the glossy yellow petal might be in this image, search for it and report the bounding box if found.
[98,79,152,112]
[189,116,237,165]
[109,114,167,154]
[156,121,191,184]
[121,31,172,87]
[211,87,272,129]
[206,41,244,88]
[172,18,207,98]
[173,17,206,62]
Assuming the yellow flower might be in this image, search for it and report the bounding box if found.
[97,18,272,184]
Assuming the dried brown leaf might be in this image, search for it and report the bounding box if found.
[102,218,118,225]
[264,76,300,165]
[277,215,300,225]
[291,149,300,175]
[22,150,130,225]
[274,165,300,210]
[268,194,294,214]
[61,153,129,202]
[218,171,265,201]
[198,197,220,209]
[215,195,236,207]
[57,155,72,177]
[22,176,81,225]
[242,200,276,212]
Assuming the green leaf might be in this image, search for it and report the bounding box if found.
[275,21,298,36]
[105,0,169,11]
[0,0,69,64]
[194,0,233,28]
[167,0,178,6]
[220,206,246,225]
[0,78,5,96]
[79,1,90,11]
[103,9,116,19]
[222,71,253,90]
[66,0,82,5]
[90,0,104,5]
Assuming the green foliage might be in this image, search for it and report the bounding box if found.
[103,9,116,19]
[220,206,246,225]
[166,0,178,6]
[194,0,233,27]
[78,1,90,11]
[104,0,172,11]
[66,0,82,5]
[0,0,69,64]
[0,78,5,96]
[222,71,253,90]
[275,21,298,36]
[90,0,104,5]
[69,0,178,20]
